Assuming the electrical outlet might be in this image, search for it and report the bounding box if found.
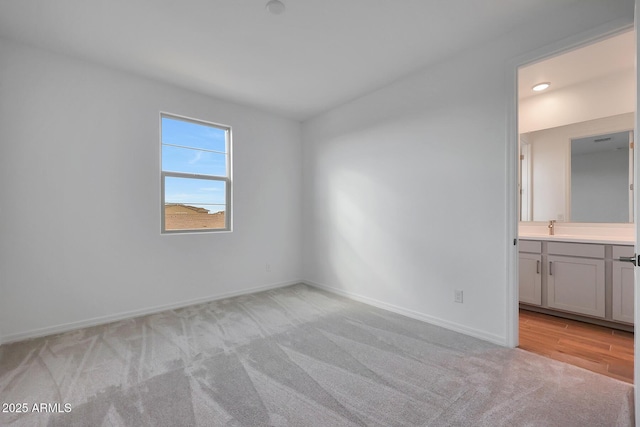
[454,290,463,303]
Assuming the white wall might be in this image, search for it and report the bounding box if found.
[519,67,635,134]
[0,39,302,343]
[525,113,633,222]
[301,1,635,344]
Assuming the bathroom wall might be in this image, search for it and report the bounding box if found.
[519,67,635,134]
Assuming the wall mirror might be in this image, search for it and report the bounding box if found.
[519,113,634,223]
[570,130,633,223]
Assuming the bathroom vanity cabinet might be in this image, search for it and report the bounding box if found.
[519,239,634,327]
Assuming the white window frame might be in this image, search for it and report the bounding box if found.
[160,112,232,234]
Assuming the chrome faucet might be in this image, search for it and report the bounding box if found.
[548,220,556,236]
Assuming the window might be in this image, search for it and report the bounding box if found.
[161,113,231,233]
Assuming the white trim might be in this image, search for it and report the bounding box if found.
[304,280,507,346]
[160,111,230,134]
[519,138,532,222]
[629,130,634,223]
[509,18,633,74]
[505,52,519,348]
[634,2,639,423]
[0,280,300,345]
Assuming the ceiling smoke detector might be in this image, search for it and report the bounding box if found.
[266,0,285,15]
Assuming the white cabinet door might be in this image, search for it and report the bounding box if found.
[613,260,635,323]
[519,253,541,305]
[547,255,605,318]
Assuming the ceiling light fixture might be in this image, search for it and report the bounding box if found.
[532,82,551,92]
[265,0,285,15]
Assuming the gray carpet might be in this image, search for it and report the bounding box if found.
[0,284,634,426]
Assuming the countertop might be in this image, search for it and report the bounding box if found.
[519,234,634,245]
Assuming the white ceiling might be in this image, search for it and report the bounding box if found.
[519,30,635,100]
[0,0,585,121]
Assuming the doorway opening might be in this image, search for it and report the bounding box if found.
[514,29,636,383]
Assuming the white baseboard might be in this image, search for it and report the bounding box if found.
[304,280,507,346]
[0,279,301,345]
[2,279,507,347]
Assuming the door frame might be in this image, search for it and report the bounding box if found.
[519,136,532,222]
[505,17,635,346]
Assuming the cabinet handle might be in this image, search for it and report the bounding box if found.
[536,260,540,274]
[549,261,553,276]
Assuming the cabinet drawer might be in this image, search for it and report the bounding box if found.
[547,242,604,259]
[613,246,634,259]
[519,240,541,253]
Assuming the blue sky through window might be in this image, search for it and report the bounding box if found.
[162,116,228,214]
[162,117,226,152]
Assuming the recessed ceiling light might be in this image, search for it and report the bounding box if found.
[532,82,551,92]
[266,0,285,15]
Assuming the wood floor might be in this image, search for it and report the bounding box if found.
[519,309,634,383]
